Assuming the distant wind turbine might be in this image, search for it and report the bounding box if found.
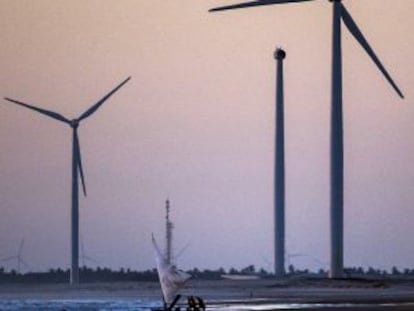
[285,252,327,268]
[0,238,29,274]
[285,252,305,268]
[209,0,404,278]
[4,77,131,284]
[80,234,100,268]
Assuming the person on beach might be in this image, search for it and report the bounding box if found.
[186,295,205,311]
[196,296,205,311]
[187,296,198,311]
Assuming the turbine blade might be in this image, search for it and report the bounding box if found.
[84,255,100,264]
[80,233,85,255]
[209,0,314,12]
[78,76,131,122]
[20,259,30,269]
[0,256,15,262]
[18,239,24,256]
[175,243,191,260]
[4,98,71,123]
[341,4,404,99]
[74,130,87,197]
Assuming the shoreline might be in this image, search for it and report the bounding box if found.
[0,278,414,304]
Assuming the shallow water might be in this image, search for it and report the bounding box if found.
[0,298,158,311]
[1,299,414,311]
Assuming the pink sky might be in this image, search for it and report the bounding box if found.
[0,0,414,273]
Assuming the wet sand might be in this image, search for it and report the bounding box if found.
[1,278,414,310]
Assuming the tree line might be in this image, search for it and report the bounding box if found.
[0,266,263,283]
[1,265,414,283]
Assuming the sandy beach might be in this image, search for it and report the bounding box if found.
[1,278,414,310]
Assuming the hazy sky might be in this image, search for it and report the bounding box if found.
[1,0,414,273]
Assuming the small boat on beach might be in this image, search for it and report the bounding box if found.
[152,234,191,311]
[151,200,205,311]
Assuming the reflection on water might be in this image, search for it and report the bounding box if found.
[0,299,413,311]
[208,300,414,311]
[0,299,157,311]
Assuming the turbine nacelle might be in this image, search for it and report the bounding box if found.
[274,48,286,60]
[71,119,80,128]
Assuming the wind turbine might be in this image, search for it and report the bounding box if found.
[0,238,29,274]
[209,0,404,278]
[4,76,131,284]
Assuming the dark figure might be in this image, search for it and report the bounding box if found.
[196,297,205,311]
[187,296,197,311]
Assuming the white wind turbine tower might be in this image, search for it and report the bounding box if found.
[4,77,131,284]
[209,0,404,278]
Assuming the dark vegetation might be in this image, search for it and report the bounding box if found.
[1,265,414,284]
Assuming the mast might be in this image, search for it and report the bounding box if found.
[274,48,286,277]
[165,199,174,265]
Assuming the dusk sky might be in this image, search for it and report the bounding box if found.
[1,0,414,273]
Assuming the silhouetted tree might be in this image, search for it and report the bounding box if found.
[241,265,255,274]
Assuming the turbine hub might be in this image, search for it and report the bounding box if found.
[71,119,79,128]
[274,48,286,60]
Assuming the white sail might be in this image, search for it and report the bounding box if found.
[152,235,191,304]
